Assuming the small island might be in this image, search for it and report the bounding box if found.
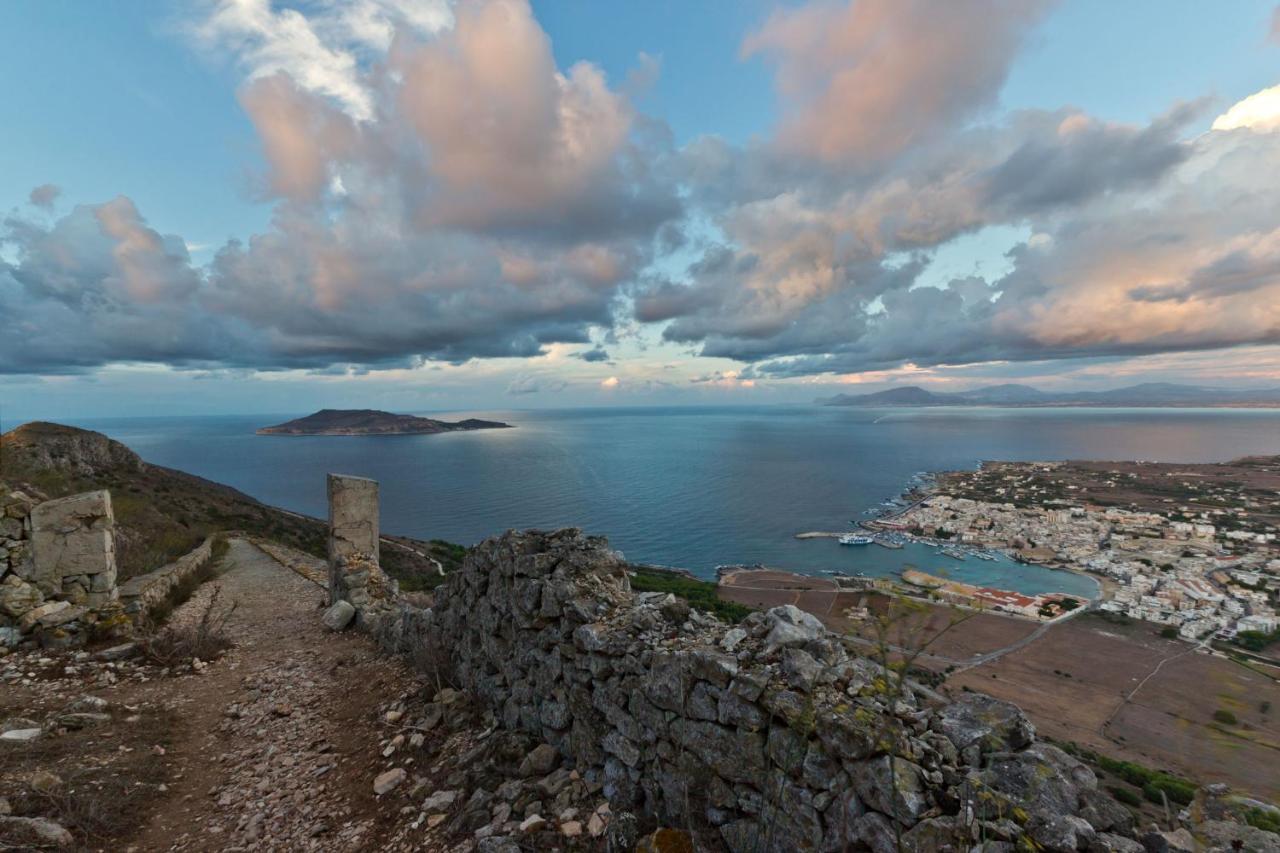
[256,408,511,436]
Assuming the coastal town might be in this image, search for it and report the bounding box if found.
[876,459,1280,645]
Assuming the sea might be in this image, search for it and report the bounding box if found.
[40,406,1280,599]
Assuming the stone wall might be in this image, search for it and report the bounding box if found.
[366,528,1146,852]
[0,489,122,649]
[118,535,215,616]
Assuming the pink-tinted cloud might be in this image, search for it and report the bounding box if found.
[742,0,1051,167]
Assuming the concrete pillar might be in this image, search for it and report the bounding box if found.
[29,490,118,608]
[327,474,379,603]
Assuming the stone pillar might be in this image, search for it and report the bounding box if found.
[327,474,380,605]
[29,490,118,608]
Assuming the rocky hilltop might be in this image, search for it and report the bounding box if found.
[257,409,511,436]
[0,422,454,588]
[362,527,1279,852]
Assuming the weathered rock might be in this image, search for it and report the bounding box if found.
[0,575,42,619]
[520,744,559,777]
[422,790,461,812]
[782,647,822,692]
[0,816,73,848]
[94,642,138,661]
[763,604,824,651]
[852,755,929,825]
[51,712,111,730]
[935,692,1035,756]
[0,728,42,743]
[1029,813,1096,852]
[321,600,356,631]
[373,767,406,795]
[1193,820,1280,852]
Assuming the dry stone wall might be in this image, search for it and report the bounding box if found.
[365,527,1151,852]
[117,535,215,616]
[0,489,123,649]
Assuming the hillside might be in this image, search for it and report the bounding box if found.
[257,409,511,436]
[819,382,1280,407]
[0,422,459,586]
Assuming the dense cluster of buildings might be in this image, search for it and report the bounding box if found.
[888,491,1280,643]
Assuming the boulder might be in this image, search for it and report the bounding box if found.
[763,605,825,651]
[322,600,356,631]
[0,816,73,848]
[1194,820,1280,853]
[0,575,42,618]
[935,692,1035,755]
[373,767,406,795]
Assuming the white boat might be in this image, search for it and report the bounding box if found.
[838,534,874,546]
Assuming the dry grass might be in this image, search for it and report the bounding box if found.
[0,707,177,850]
[139,586,237,667]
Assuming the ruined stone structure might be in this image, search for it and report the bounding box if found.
[326,474,395,621]
[1,489,122,648]
[358,527,1145,852]
[30,490,117,608]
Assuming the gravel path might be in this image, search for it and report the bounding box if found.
[127,538,416,851]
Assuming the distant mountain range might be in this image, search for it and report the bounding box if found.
[817,383,1280,408]
[257,409,511,436]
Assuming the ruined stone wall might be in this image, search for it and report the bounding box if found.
[0,489,121,649]
[118,535,215,616]
[327,474,380,607]
[369,528,1142,852]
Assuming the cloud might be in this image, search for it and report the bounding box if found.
[2,0,679,376]
[1213,84,1280,132]
[1,198,229,373]
[6,0,1278,390]
[748,127,1280,377]
[506,374,567,395]
[742,0,1052,168]
[575,346,611,363]
[194,0,451,121]
[28,184,60,210]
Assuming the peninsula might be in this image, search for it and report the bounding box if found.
[256,408,511,436]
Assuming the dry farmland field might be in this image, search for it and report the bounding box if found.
[718,570,1039,666]
[948,612,1280,800]
[719,570,1280,800]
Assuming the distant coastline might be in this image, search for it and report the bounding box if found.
[256,408,512,437]
[818,381,1280,409]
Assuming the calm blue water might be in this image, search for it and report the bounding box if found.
[46,406,1280,597]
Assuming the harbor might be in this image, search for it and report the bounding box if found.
[791,471,1102,601]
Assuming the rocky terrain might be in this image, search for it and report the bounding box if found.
[256,409,511,436]
[367,528,1280,852]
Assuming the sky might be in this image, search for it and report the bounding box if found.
[3,0,1280,419]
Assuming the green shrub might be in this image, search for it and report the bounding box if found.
[1096,755,1195,806]
[1108,786,1142,807]
[1142,777,1196,806]
[629,567,753,623]
[1245,807,1280,834]
[1212,709,1238,726]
